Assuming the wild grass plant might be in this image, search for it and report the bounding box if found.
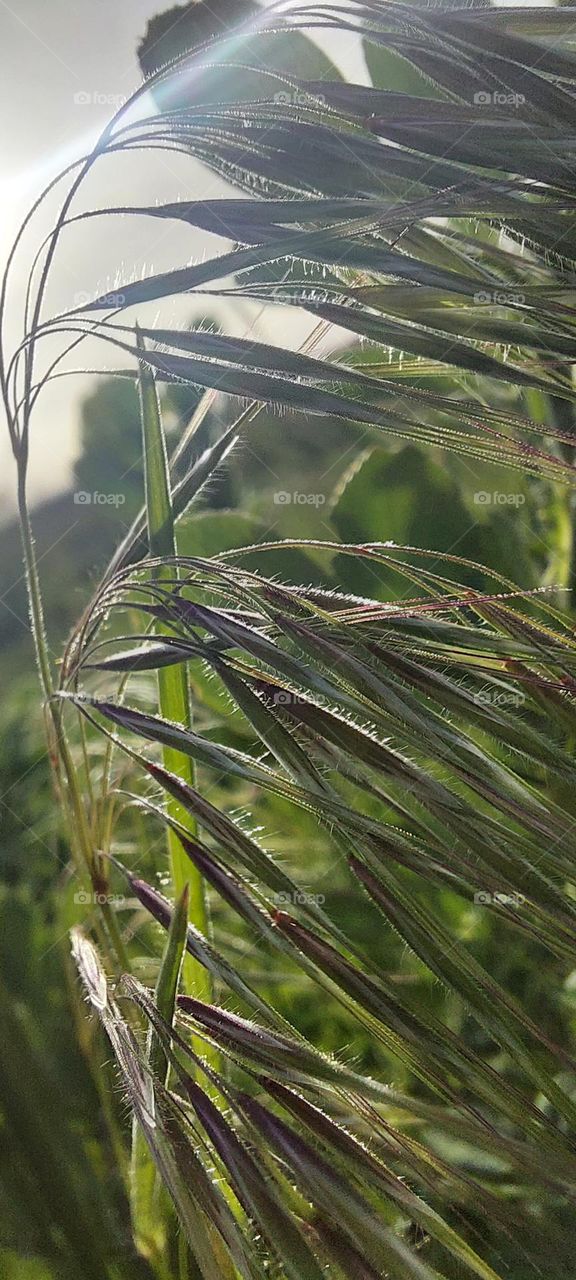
[3,2,576,1276]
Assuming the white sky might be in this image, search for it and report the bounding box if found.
[0,0,362,517]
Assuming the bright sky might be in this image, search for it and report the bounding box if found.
[0,0,362,517]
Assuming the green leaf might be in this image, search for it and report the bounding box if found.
[138,334,211,1003]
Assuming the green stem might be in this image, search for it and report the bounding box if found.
[157,666,212,999]
[17,469,53,701]
[137,337,212,1001]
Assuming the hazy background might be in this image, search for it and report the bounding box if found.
[1,0,165,511]
[0,0,359,517]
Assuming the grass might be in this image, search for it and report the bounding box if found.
[3,1,576,1276]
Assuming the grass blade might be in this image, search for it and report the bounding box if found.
[130,884,189,1267]
[137,331,211,1003]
